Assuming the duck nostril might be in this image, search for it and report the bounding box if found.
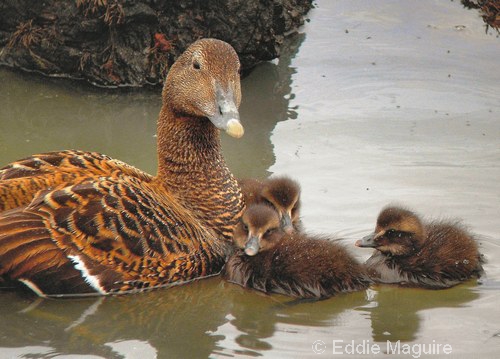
[218,106,223,116]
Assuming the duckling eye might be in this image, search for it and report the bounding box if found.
[193,60,201,70]
[264,228,275,236]
[386,229,395,236]
[385,229,402,239]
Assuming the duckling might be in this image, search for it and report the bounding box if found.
[238,177,265,206]
[238,176,302,233]
[355,205,484,289]
[223,204,370,299]
[261,176,302,233]
[0,38,245,297]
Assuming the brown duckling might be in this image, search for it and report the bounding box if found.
[223,203,370,299]
[356,205,484,289]
[0,38,245,297]
[262,176,302,233]
[238,177,265,206]
[238,176,302,233]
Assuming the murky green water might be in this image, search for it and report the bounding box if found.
[1,0,500,358]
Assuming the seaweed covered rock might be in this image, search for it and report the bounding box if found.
[0,0,313,87]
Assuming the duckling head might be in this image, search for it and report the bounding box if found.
[233,204,284,256]
[238,178,264,206]
[261,176,301,234]
[162,38,244,138]
[356,206,425,256]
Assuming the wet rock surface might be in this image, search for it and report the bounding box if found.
[0,0,313,87]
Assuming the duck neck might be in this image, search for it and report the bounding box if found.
[156,107,222,174]
[155,106,243,242]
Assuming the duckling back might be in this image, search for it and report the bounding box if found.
[224,233,370,298]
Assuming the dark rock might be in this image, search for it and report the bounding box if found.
[0,0,313,87]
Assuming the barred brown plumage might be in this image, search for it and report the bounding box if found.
[0,39,245,297]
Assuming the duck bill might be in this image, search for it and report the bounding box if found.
[244,235,260,256]
[355,233,378,248]
[208,87,244,138]
[281,214,294,234]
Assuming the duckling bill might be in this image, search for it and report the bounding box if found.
[223,204,370,299]
[356,205,484,289]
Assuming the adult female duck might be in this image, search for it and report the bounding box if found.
[0,38,245,297]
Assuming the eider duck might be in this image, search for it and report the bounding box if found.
[0,38,245,297]
[223,204,370,299]
[355,205,484,289]
[238,176,302,233]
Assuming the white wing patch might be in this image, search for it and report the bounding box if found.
[68,255,106,294]
[18,279,47,298]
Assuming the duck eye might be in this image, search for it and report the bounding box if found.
[242,224,248,232]
[193,60,201,70]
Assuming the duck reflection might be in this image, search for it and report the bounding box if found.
[361,282,480,342]
[220,282,369,355]
[0,278,231,358]
[222,32,305,179]
[1,278,369,358]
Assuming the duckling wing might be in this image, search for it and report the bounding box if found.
[0,150,152,212]
[0,177,224,297]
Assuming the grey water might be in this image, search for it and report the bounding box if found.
[0,0,499,358]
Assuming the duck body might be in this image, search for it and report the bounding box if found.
[223,204,370,299]
[0,39,245,297]
[356,206,484,289]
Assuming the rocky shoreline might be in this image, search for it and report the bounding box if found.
[0,0,313,87]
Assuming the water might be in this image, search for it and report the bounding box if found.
[1,0,499,358]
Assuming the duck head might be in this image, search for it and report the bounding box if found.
[261,176,301,234]
[162,38,244,138]
[356,206,425,256]
[233,204,285,256]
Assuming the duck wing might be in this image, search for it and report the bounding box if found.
[0,150,152,212]
[0,177,226,297]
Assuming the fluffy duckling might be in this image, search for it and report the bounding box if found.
[262,176,302,233]
[238,177,265,206]
[223,204,370,299]
[356,206,484,289]
[238,176,302,233]
[0,39,245,297]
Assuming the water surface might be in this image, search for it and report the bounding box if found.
[1,0,499,358]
